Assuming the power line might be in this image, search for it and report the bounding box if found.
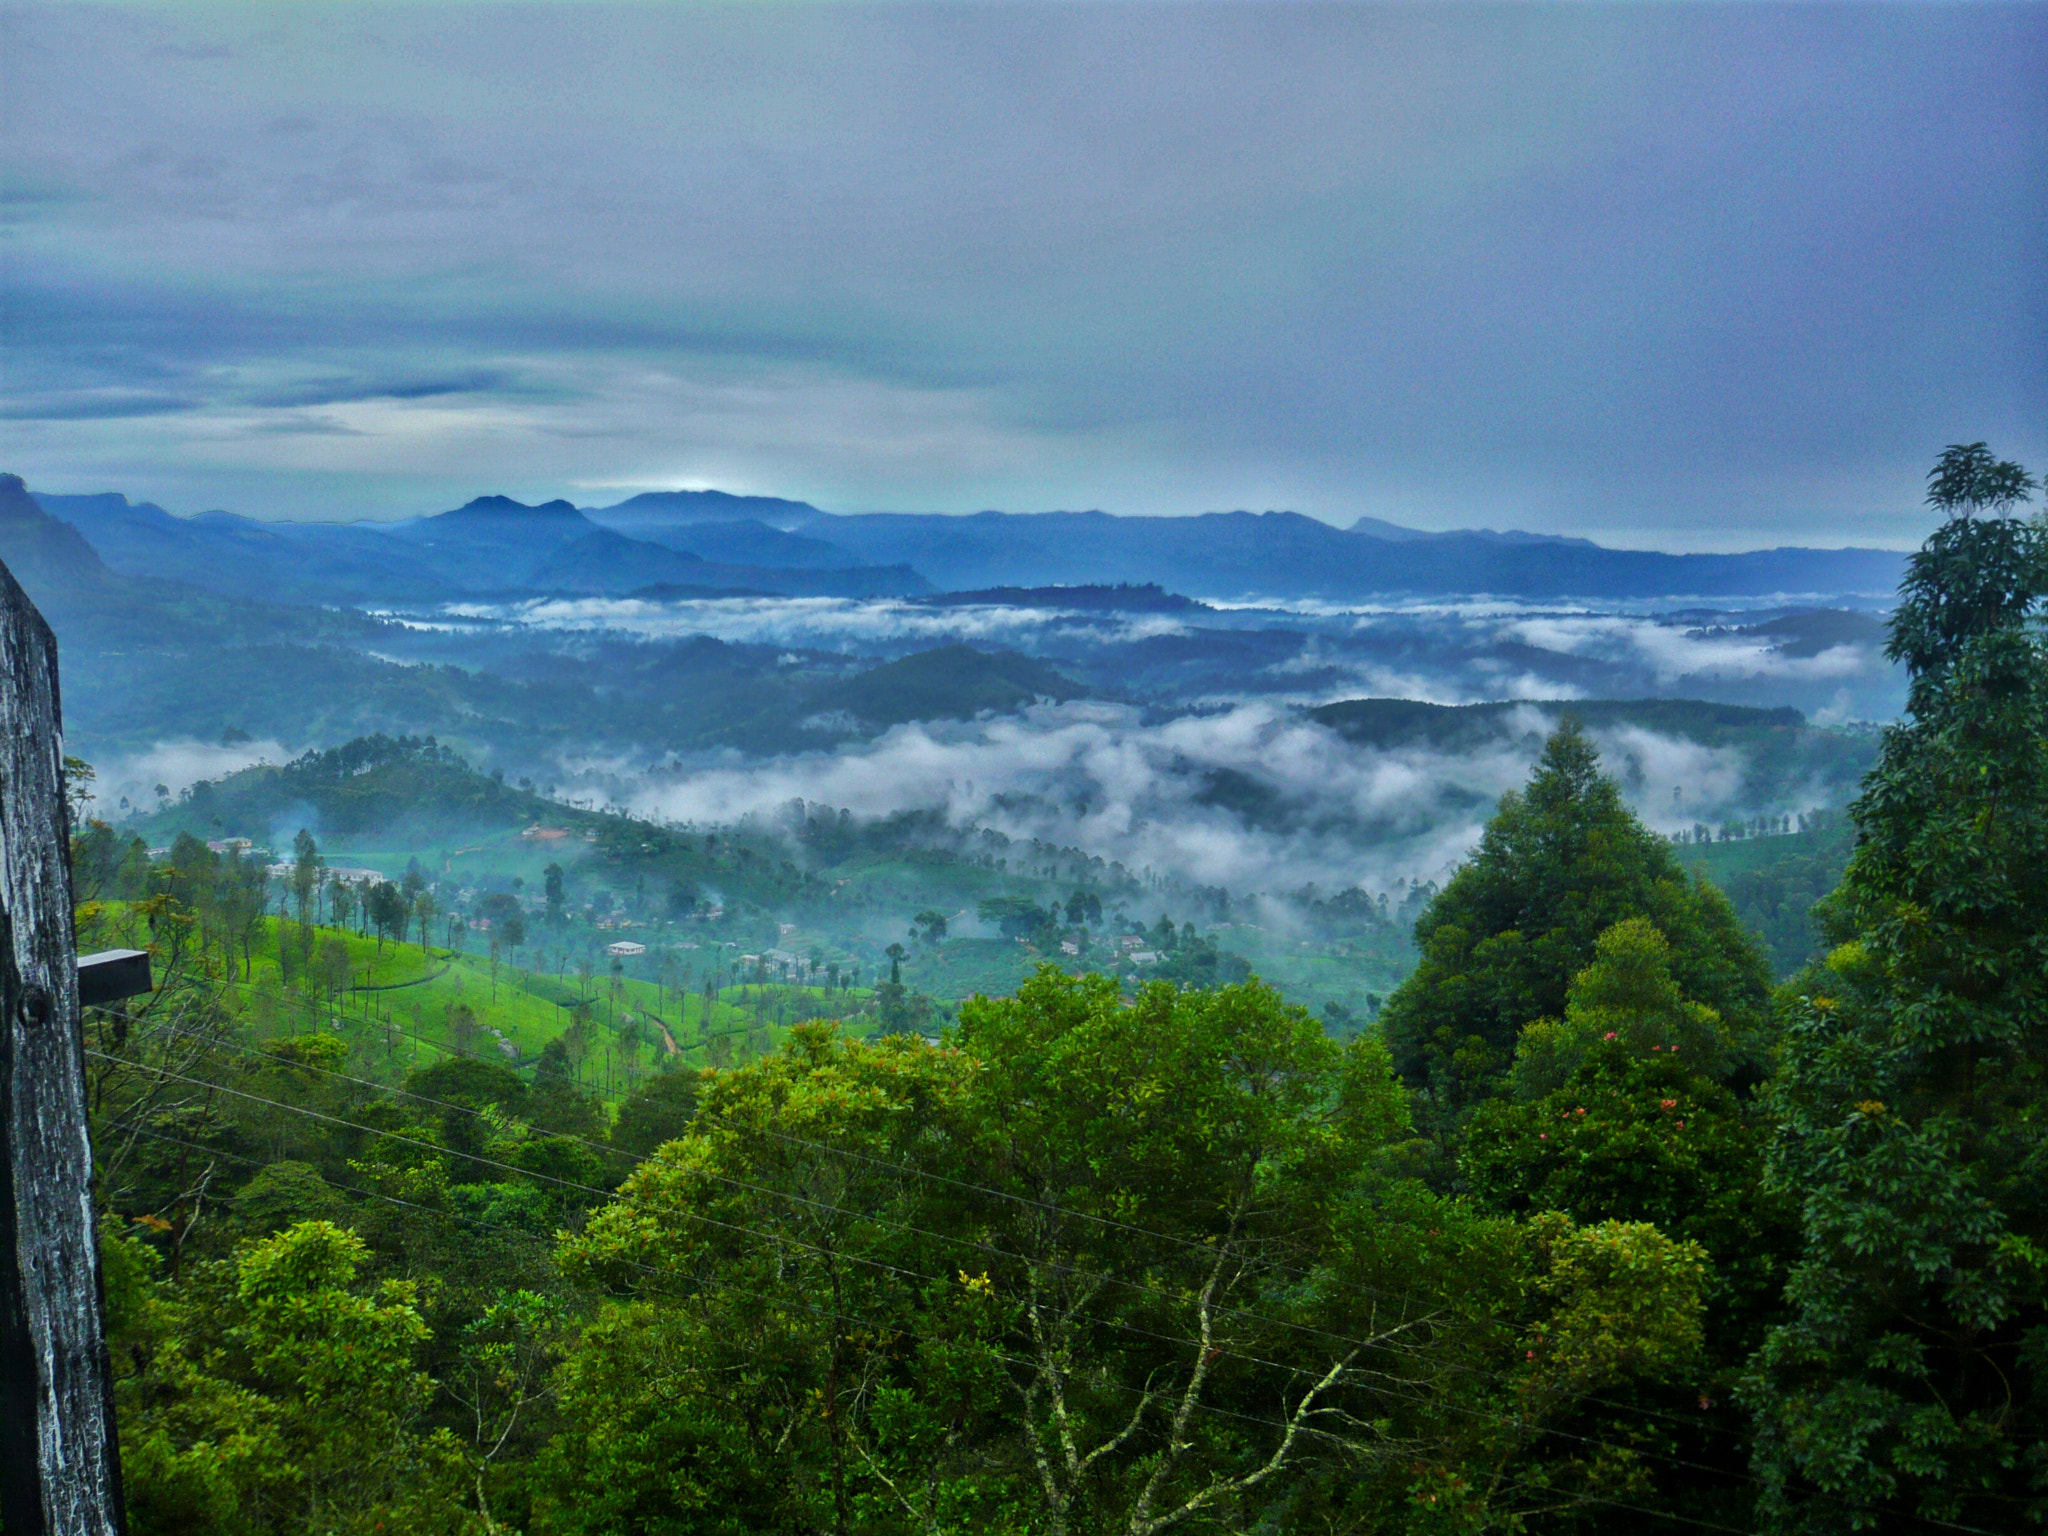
[85,968,1784,1443]
[89,1037,1918,1532]
[98,986,1773,1449]
[104,1017,1465,1361]
[90,994,2000,1535]
[110,1119,1769,1536]
[95,1005,2003,1536]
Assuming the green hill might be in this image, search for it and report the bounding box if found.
[148,735,576,841]
[832,644,1089,726]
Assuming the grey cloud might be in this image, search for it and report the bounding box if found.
[0,391,201,421]
[146,40,231,62]
[243,369,516,409]
[2,4,2041,538]
[242,416,365,438]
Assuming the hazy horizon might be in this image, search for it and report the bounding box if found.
[3,474,1954,556]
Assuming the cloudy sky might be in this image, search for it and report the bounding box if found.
[3,3,2042,547]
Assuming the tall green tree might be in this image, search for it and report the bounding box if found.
[1379,723,1771,1123]
[1743,446,2048,1532]
[1464,919,1793,1345]
[543,976,1714,1536]
[1461,918,1800,1529]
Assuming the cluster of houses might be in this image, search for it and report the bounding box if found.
[191,838,395,889]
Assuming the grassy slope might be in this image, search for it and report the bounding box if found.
[82,906,876,1108]
[121,739,1423,1026]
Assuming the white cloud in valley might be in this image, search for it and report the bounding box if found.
[87,738,291,820]
[602,701,1796,898]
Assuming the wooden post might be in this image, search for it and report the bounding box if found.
[0,556,126,1535]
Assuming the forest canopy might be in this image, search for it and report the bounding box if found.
[43,444,2048,1534]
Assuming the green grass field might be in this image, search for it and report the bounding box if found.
[81,905,877,1111]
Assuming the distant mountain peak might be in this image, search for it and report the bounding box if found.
[1346,515,1436,543]
[444,494,585,520]
[595,489,827,526]
[1346,514,1597,550]
[1,473,111,588]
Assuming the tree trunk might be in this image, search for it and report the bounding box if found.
[0,556,127,1535]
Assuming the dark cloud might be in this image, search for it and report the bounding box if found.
[0,392,200,422]
[2,3,2041,543]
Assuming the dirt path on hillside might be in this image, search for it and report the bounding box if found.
[348,962,453,993]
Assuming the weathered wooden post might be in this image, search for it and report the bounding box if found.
[0,555,127,1535]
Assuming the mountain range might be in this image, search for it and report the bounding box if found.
[27,482,1905,606]
[33,489,928,604]
[0,467,1911,826]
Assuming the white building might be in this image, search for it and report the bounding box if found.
[606,940,648,958]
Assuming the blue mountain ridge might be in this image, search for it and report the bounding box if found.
[31,482,1904,605]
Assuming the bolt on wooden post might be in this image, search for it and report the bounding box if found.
[0,555,128,1536]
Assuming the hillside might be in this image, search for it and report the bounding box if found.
[0,472,111,588]
[913,582,1210,612]
[139,734,600,847]
[586,496,860,569]
[589,488,829,526]
[1679,812,1860,976]
[0,476,415,758]
[833,644,1089,726]
[33,487,923,604]
[1311,695,1807,751]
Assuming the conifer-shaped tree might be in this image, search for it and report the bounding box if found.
[1379,722,1770,1123]
[1744,446,2047,1531]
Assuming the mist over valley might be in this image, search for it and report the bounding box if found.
[2,466,1892,1010]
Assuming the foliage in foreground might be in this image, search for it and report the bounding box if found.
[540,976,1708,1536]
[1743,460,2048,1532]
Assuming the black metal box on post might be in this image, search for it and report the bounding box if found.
[0,554,138,1536]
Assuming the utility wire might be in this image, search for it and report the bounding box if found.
[94,1032,2001,1536]
[112,1115,1774,1536]
[98,989,1776,1449]
[79,992,1927,1520]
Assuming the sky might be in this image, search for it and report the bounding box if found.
[2,2,2043,549]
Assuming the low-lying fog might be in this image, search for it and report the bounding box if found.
[577,699,1858,898]
[106,590,1895,899]
[410,590,1897,716]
